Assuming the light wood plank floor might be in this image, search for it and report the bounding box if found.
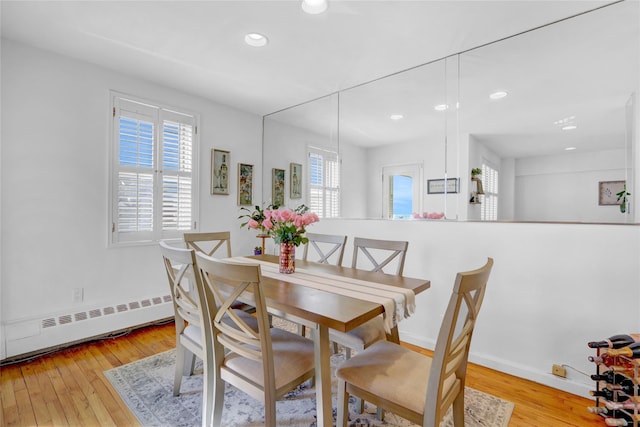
[1,321,602,426]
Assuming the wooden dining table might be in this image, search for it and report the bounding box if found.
[244,254,431,427]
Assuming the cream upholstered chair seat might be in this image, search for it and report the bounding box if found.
[335,258,494,427]
[222,328,315,391]
[335,341,457,416]
[331,316,386,349]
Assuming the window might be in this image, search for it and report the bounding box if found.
[308,146,340,218]
[481,163,498,221]
[110,94,199,245]
[382,164,422,219]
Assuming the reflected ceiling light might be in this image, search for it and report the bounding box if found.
[489,91,508,100]
[565,147,577,151]
[302,0,328,14]
[434,104,449,111]
[562,125,577,131]
[244,33,268,47]
[390,114,404,120]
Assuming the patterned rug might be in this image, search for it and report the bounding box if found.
[104,343,513,427]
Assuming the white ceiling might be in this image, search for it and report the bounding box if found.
[0,0,618,117]
[2,0,638,158]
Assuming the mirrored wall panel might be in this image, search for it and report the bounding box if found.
[458,0,639,223]
[263,1,639,224]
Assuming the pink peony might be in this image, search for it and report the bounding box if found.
[247,219,259,229]
[262,219,273,230]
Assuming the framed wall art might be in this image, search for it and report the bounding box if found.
[427,178,459,194]
[272,168,285,206]
[599,180,625,205]
[211,149,230,195]
[290,162,302,199]
[237,163,253,206]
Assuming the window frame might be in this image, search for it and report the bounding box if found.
[307,145,340,218]
[480,161,499,221]
[109,92,200,247]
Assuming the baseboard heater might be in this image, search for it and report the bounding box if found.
[2,294,175,362]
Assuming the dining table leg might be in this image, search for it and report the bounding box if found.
[313,324,333,427]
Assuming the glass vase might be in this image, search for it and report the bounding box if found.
[279,242,296,274]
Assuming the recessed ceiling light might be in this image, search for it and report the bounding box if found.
[244,33,268,47]
[434,104,449,111]
[562,125,577,131]
[489,91,508,100]
[301,0,328,14]
[390,114,404,120]
[565,146,577,151]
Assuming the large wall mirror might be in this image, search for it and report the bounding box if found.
[263,1,639,224]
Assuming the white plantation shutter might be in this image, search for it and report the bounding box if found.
[308,146,340,218]
[481,163,498,221]
[111,95,198,245]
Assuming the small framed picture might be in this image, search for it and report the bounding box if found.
[272,168,285,206]
[290,163,302,199]
[427,178,459,194]
[599,180,625,205]
[237,163,253,206]
[211,149,230,195]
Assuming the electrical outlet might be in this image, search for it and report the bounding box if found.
[72,287,84,303]
[552,364,567,378]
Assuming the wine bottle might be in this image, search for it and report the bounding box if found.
[591,388,630,402]
[591,371,631,384]
[588,334,640,349]
[605,380,640,396]
[606,401,640,411]
[604,410,636,426]
[606,342,640,358]
[589,355,637,375]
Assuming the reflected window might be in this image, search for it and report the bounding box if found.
[308,146,340,218]
[382,163,422,219]
[390,175,413,219]
[481,163,498,221]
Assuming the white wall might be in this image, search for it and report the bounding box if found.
[310,218,640,397]
[515,149,628,222]
[1,40,263,357]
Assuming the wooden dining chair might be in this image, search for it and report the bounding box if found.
[302,232,348,265]
[184,231,256,315]
[195,252,316,427]
[335,258,494,427]
[159,242,258,398]
[330,237,410,357]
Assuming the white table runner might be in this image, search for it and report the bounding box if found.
[229,257,415,333]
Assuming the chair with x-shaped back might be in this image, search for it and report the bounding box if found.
[302,232,348,265]
[335,258,493,427]
[195,253,316,427]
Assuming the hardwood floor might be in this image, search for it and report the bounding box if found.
[1,321,602,427]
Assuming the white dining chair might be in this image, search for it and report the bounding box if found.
[302,232,348,265]
[336,258,494,427]
[159,242,258,398]
[195,253,316,427]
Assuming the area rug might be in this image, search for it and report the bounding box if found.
[104,345,513,427]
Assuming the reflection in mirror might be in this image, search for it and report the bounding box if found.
[262,1,638,224]
[263,94,339,215]
[339,55,459,219]
[459,1,639,223]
